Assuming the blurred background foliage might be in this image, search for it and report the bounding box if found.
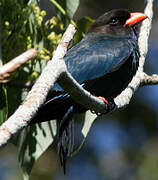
[0,0,158,180]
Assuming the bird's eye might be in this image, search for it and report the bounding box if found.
[110,17,119,24]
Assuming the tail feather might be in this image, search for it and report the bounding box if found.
[30,93,71,124]
[58,106,74,174]
[29,93,74,173]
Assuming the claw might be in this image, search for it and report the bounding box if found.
[90,110,102,116]
[91,110,96,114]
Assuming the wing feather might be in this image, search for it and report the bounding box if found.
[53,33,138,91]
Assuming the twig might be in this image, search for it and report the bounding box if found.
[114,0,154,108]
[140,73,158,86]
[0,49,37,82]
[58,71,107,113]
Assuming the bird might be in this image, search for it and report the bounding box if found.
[29,9,147,173]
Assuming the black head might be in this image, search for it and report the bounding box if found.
[91,9,130,28]
[88,9,146,38]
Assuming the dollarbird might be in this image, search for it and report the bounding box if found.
[29,9,147,173]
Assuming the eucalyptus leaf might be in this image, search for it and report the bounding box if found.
[51,0,79,25]
[72,111,97,156]
[73,16,94,45]
[81,110,97,138]
[18,121,57,180]
[66,0,80,19]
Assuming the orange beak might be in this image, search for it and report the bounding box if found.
[124,12,147,27]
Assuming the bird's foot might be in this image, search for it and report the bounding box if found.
[91,96,115,115]
[98,96,111,113]
[98,96,109,106]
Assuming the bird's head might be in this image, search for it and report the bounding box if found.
[88,9,147,38]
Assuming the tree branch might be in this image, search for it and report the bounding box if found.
[0,0,155,148]
[140,73,158,86]
[114,0,154,109]
[0,49,37,82]
[58,71,108,114]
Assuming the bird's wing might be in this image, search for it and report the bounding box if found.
[53,34,138,91]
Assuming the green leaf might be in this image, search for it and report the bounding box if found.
[81,111,97,137]
[73,16,94,45]
[66,0,79,19]
[72,111,97,156]
[50,0,79,26]
[18,121,57,180]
